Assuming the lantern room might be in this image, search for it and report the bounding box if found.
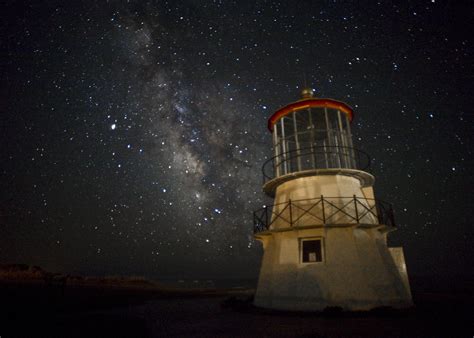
[266,89,365,180]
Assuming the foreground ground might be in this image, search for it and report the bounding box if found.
[0,281,472,337]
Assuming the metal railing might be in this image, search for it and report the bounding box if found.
[253,196,395,234]
[262,146,371,184]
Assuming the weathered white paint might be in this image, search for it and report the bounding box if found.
[254,173,413,311]
[269,175,379,230]
[389,247,412,300]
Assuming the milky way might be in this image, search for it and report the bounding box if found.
[1,1,473,279]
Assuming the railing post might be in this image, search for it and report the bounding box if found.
[389,204,395,227]
[265,206,269,230]
[321,195,326,225]
[376,202,382,225]
[353,195,359,223]
[288,199,293,227]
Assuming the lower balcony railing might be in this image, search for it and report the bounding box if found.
[253,196,395,234]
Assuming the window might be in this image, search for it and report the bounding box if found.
[301,238,323,263]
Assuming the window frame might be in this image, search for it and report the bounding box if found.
[299,237,325,264]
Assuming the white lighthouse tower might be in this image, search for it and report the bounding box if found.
[253,88,412,311]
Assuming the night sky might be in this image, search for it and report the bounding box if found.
[1,1,473,281]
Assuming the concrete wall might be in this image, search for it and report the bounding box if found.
[255,173,412,311]
[389,247,412,300]
[274,175,364,203]
[254,226,413,311]
[270,175,378,230]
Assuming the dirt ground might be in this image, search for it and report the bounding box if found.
[0,281,472,337]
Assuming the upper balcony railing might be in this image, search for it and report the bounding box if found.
[253,196,395,234]
[262,145,371,184]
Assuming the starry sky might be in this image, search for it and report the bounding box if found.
[1,1,473,281]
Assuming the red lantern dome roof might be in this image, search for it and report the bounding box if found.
[268,98,354,132]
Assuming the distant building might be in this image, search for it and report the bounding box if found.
[253,89,412,311]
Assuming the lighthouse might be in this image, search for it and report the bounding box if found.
[253,88,413,311]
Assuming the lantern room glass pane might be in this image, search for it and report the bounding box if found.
[271,107,357,178]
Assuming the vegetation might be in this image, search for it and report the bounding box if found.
[0,264,156,288]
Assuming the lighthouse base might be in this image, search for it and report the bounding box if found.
[254,226,413,312]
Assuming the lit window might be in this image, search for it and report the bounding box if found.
[301,238,323,263]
